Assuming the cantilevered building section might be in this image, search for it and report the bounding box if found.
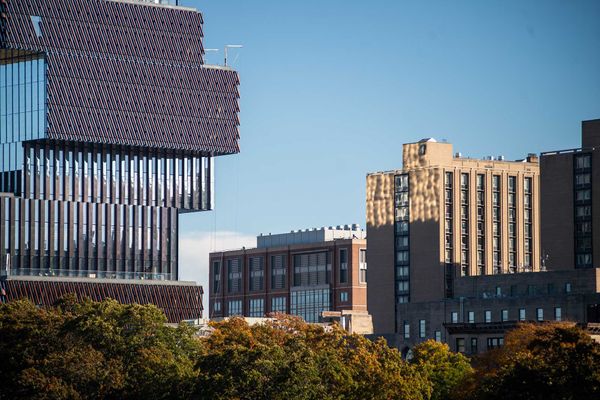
[0,0,240,321]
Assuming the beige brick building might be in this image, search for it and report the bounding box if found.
[366,132,600,355]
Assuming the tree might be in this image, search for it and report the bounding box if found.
[473,323,600,400]
[410,340,473,400]
[195,315,432,400]
[0,297,199,400]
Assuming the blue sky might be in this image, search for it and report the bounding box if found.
[178,0,600,290]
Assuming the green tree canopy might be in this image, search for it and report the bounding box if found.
[0,296,199,400]
[195,314,432,400]
[473,322,600,400]
[410,340,473,400]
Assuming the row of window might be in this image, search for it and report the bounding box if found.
[214,290,353,319]
[450,307,562,324]
[574,154,592,268]
[444,171,535,275]
[15,144,212,211]
[213,250,366,294]
[395,174,410,304]
[455,337,503,353]
[1,196,177,277]
[0,54,47,146]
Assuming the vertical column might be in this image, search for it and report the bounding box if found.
[53,146,60,201]
[0,197,5,271]
[39,201,45,271]
[151,206,159,276]
[142,206,148,277]
[48,200,56,271]
[33,145,40,199]
[192,157,199,209]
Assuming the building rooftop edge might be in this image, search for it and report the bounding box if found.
[4,275,201,286]
[108,0,198,12]
[210,237,367,255]
[540,146,596,157]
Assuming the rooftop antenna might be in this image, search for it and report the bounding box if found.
[224,44,243,66]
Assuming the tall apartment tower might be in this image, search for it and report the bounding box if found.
[541,119,600,270]
[0,0,240,320]
[366,139,540,334]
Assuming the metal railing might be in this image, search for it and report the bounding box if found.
[2,268,172,281]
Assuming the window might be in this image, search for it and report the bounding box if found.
[496,286,502,296]
[339,248,348,283]
[213,301,221,312]
[271,254,287,290]
[501,309,508,322]
[397,280,409,293]
[249,257,264,291]
[451,312,459,323]
[461,173,469,188]
[468,311,475,323]
[554,307,562,321]
[487,337,504,350]
[249,299,264,317]
[404,321,410,339]
[435,331,442,342]
[575,154,591,169]
[340,291,348,302]
[575,173,591,186]
[212,260,221,293]
[227,300,242,316]
[271,296,287,313]
[359,249,367,283]
[471,338,478,354]
[227,259,242,293]
[536,308,544,321]
[519,308,526,321]
[419,320,426,338]
[576,189,591,202]
[485,310,492,323]
[397,251,409,262]
[293,252,330,287]
[456,338,466,353]
[565,283,572,293]
[290,288,331,323]
[31,16,43,37]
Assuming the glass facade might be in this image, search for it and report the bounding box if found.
[290,288,331,323]
[248,298,264,317]
[271,296,286,313]
[0,52,215,280]
[0,52,46,194]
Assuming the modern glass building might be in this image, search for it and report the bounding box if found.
[0,0,240,319]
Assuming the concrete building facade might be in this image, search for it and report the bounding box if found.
[209,226,368,324]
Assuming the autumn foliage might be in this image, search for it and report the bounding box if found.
[1,297,599,400]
